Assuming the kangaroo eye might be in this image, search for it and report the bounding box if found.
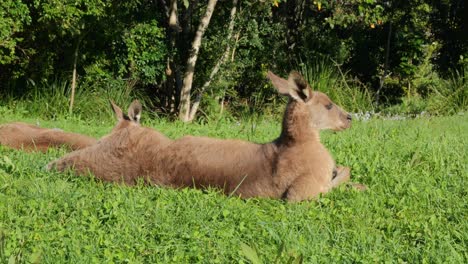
[325,103,333,110]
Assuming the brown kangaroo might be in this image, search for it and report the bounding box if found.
[48,71,355,201]
[0,122,97,152]
[48,100,172,184]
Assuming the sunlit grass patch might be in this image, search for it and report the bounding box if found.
[0,114,467,263]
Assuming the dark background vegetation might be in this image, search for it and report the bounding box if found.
[0,0,466,120]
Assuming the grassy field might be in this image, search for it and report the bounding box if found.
[0,112,467,263]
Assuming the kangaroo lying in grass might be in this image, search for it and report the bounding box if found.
[48,71,357,201]
[0,122,97,152]
[48,100,172,183]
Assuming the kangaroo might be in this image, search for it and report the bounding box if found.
[0,122,97,152]
[48,71,355,201]
[48,100,173,184]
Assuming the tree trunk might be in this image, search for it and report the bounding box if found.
[69,41,80,114]
[178,0,218,121]
[169,0,180,31]
[188,0,239,121]
[231,32,240,62]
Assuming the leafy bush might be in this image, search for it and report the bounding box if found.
[121,20,167,85]
[427,68,467,114]
[382,66,467,116]
[0,0,31,65]
[382,96,428,116]
[299,59,374,113]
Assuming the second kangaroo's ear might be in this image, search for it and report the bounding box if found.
[287,71,311,102]
[127,100,142,123]
[110,100,124,121]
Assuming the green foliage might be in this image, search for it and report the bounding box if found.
[427,68,468,115]
[33,0,106,36]
[0,0,168,88]
[122,20,167,85]
[409,42,441,97]
[205,1,287,89]
[26,0,107,82]
[383,55,467,115]
[392,2,433,77]
[240,243,263,264]
[299,59,374,112]
[382,96,428,116]
[0,114,467,262]
[0,0,466,117]
[318,0,386,29]
[1,78,148,121]
[0,0,31,66]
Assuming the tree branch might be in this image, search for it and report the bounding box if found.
[178,0,219,121]
[188,0,239,121]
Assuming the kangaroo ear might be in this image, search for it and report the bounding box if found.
[267,71,290,95]
[127,100,142,123]
[110,100,124,121]
[268,70,312,102]
[287,71,311,102]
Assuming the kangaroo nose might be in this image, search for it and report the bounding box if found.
[347,114,352,121]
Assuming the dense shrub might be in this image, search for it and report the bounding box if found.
[0,0,466,117]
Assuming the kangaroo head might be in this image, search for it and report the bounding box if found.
[110,100,142,131]
[267,70,352,131]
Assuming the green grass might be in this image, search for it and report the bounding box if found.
[0,113,467,263]
[0,78,149,121]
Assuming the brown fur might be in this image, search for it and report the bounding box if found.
[48,71,355,201]
[0,122,97,152]
[48,100,173,185]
